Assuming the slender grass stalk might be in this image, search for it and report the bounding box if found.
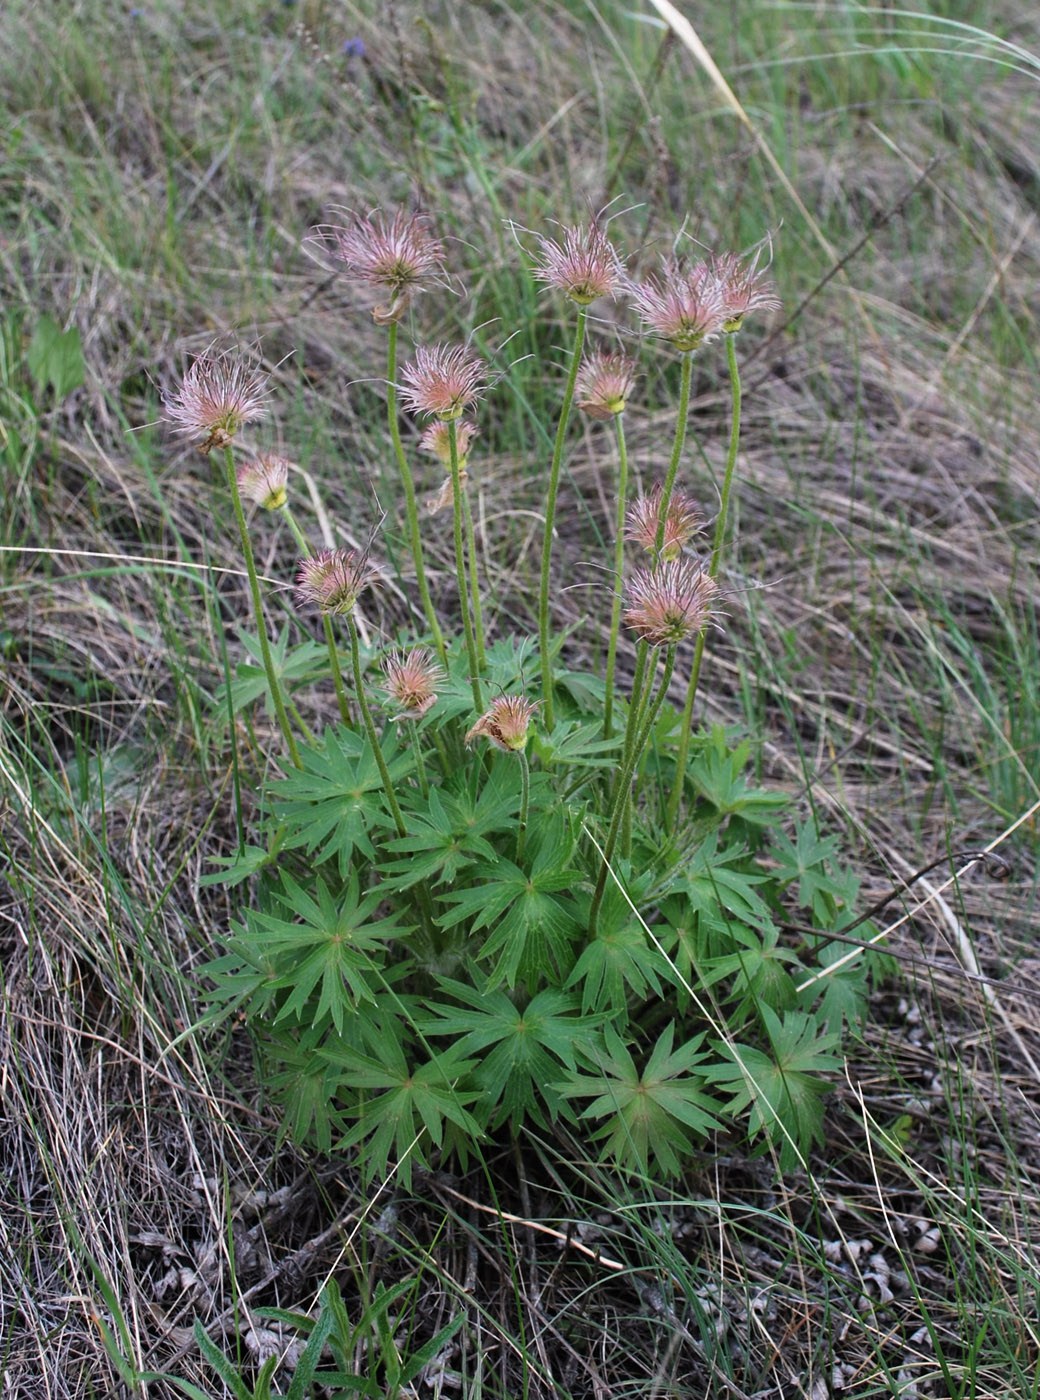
[539,306,587,729]
[279,504,352,727]
[590,645,677,933]
[386,321,447,664]
[516,749,530,866]
[667,334,741,823]
[222,446,301,768]
[448,421,483,711]
[603,411,630,738]
[346,616,406,838]
[655,350,694,553]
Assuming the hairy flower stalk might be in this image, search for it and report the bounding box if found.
[296,554,407,839]
[667,254,778,823]
[386,323,447,663]
[574,349,637,740]
[629,258,726,551]
[224,447,302,767]
[534,223,624,731]
[589,644,678,935]
[452,421,487,672]
[318,211,449,660]
[276,496,352,727]
[667,333,742,823]
[400,344,488,706]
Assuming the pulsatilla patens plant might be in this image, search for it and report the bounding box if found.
[177,213,881,1185]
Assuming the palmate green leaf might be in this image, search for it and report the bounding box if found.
[676,831,776,957]
[686,726,789,824]
[436,813,582,988]
[255,870,408,1031]
[699,919,801,1018]
[706,1007,841,1171]
[223,627,328,718]
[565,881,670,1013]
[380,789,501,884]
[269,726,409,876]
[770,820,848,921]
[801,938,872,1034]
[420,981,604,1128]
[531,719,623,771]
[262,1025,342,1154]
[326,1038,483,1189]
[556,1025,723,1178]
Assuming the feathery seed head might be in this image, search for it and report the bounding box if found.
[629,257,726,353]
[295,548,375,616]
[623,558,718,646]
[321,208,446,323]
[163,353,270,453]
[381,648,444,719]
[400,344,487,420]
[465,694,537,752]
[237,454,291,510]
[625,484,704,561]
[709,250,782,332]
[532,222,624,305]
[575,349,636,420]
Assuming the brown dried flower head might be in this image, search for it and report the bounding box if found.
[163,352,270,453]
[419,418,478,468]
[625,484,704,561]
[295,548,376,617]
[237,454,291,510]
[381,648,444,720]
[532,222,624,305]
[322,208,446,323]
[629,257,726,353]
[465,694,537,752]
[575,349,636,420]
[709,250,782,332]
[400,344,487,420]
[623,558,718,646]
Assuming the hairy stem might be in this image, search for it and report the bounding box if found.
[539,306,587,729]
[590,645,676,934]
[655,350,694,554]
[667,334,741,823]
[448,420,483,712]
[280,504,352,727]
[516,749,530,866]
[347,615,406,839]
[603,411,629,739]
[223,446,301,768]
[386,322,447,664]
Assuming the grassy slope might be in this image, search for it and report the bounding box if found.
[1,0,1039,1394]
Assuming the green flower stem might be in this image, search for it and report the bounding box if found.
[346,615,406,839]
[223,446,301,768]
[655,350,694,553]
[619,640,650,774]
[603,411,630,739]
[590,645,677,934]
[280,504,353,728]
[539,306,587,730]
[666,334,742,824]
[461,487,486,669]
[449,420,485,674]
[447,421,483,712]
[408,720,430,800]
[516,749,530,866]
[386,322,447,665]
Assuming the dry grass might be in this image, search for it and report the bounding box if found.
[2,0,1040,1394]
